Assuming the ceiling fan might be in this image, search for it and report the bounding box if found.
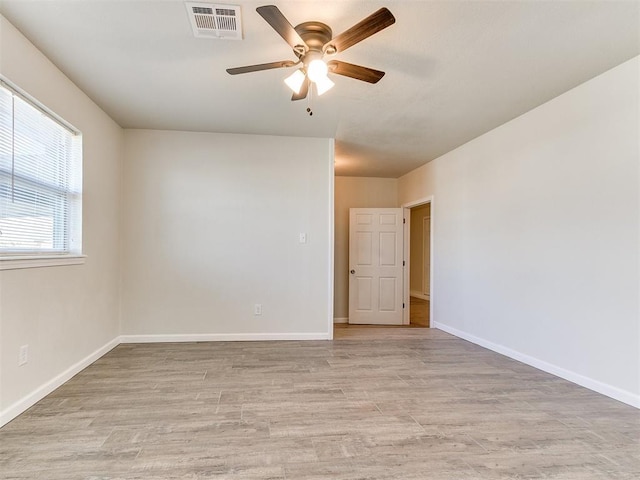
[226,5,396,104]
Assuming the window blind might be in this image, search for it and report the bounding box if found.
[0,82,82,255]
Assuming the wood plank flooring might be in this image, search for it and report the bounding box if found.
[1,327,638,479]
[410,297,429,327]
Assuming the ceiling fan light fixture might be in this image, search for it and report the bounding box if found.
[314,74,335,96]
[307,58,328,83]
[284,69,306,94]
[228,6,396,104]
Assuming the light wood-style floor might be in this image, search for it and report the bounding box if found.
[1,327,638,479]
[410,296,429,327]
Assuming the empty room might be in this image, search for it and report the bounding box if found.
[0,1,638,479]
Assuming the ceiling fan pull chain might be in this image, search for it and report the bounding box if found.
[306,81,313,116]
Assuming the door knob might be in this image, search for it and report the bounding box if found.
[350,269,355,274]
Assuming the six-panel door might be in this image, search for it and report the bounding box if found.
[348,208,403,324]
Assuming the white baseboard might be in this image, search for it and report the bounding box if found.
[0,337,120,428]
[119,332,331,343]
[433,321,640,409]
[333,317,348,324]
[410,290,430,301]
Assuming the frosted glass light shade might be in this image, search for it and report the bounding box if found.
[284,69,305,94]
[307,59,328,83]
[315,74,335,95]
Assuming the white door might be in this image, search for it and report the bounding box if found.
[349,208,404,325]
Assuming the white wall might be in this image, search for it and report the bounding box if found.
[121,130,333,340]
[334,177,398,321]
[0,16,123,421]
[398,56,640,407]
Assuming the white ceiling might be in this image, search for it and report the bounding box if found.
[1,0,638,177]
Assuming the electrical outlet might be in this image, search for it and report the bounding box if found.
[254,304,262,315]
[299,233,307,244]
[18,345,28,366]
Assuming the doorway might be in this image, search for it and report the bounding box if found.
[403,198,432,327]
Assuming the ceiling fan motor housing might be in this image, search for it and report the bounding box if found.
[295,21,333,55]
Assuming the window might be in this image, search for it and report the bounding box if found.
[0,80,82,261]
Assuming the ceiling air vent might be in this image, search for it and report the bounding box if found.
[185,2,242,40]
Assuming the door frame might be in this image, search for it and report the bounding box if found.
[422,215,430,298]
[402,196,434,326]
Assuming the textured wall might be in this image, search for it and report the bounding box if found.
[398,57,640,406]
[121,130,334,338]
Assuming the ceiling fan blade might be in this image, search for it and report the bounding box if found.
[328,7,395,53]
[328,61,385,83]
[291,77,309,101]
[257,5,307,50]
[226,60,295,75]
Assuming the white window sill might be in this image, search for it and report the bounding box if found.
[0,254,86,271]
